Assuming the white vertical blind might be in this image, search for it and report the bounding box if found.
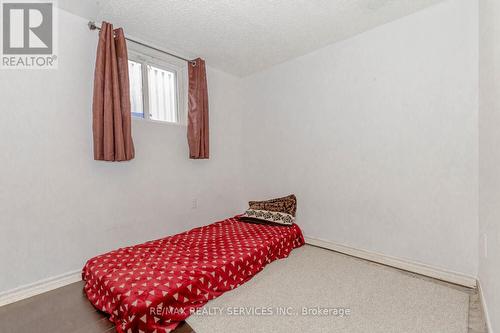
[148,65,177,123]
[128,60,144,117]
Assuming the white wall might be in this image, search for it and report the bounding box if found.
[241,0,478,277]
[479,0,500,330]
[0,9,245,293]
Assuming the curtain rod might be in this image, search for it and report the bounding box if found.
[88,21,196,66]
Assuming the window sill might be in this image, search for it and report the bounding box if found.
[132,116,187,127]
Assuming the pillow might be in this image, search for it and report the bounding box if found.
[240,209,295,226]
[248,194,297,217]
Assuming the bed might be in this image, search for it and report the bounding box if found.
[82,216,304,333]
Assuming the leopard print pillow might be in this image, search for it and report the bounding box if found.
[248,194,297,217]
[241,209,295,226]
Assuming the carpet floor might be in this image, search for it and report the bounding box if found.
[186,245,469,333]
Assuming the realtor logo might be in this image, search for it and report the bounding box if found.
[1,0,57,69]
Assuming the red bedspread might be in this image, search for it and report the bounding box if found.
[82,216,304,333]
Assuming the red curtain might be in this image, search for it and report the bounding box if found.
[187,58,209,159]
[92,22,135,161]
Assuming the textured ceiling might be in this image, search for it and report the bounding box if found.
[61,0,444,76]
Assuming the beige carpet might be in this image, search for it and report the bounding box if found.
[186,245,469,333]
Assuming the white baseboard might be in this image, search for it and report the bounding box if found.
[477,280,493,333]
[305,236,477,288]
[0,270,82,307]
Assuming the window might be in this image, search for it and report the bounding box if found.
[127,52,186,124]
[128,60,144,118]
[148,65,177,123]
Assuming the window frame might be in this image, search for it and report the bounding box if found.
[128,48,188,126]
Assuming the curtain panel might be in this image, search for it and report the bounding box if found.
[187,58,209,159]
[92,22,135,162]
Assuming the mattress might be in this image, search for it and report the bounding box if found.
[82,216,304,333]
